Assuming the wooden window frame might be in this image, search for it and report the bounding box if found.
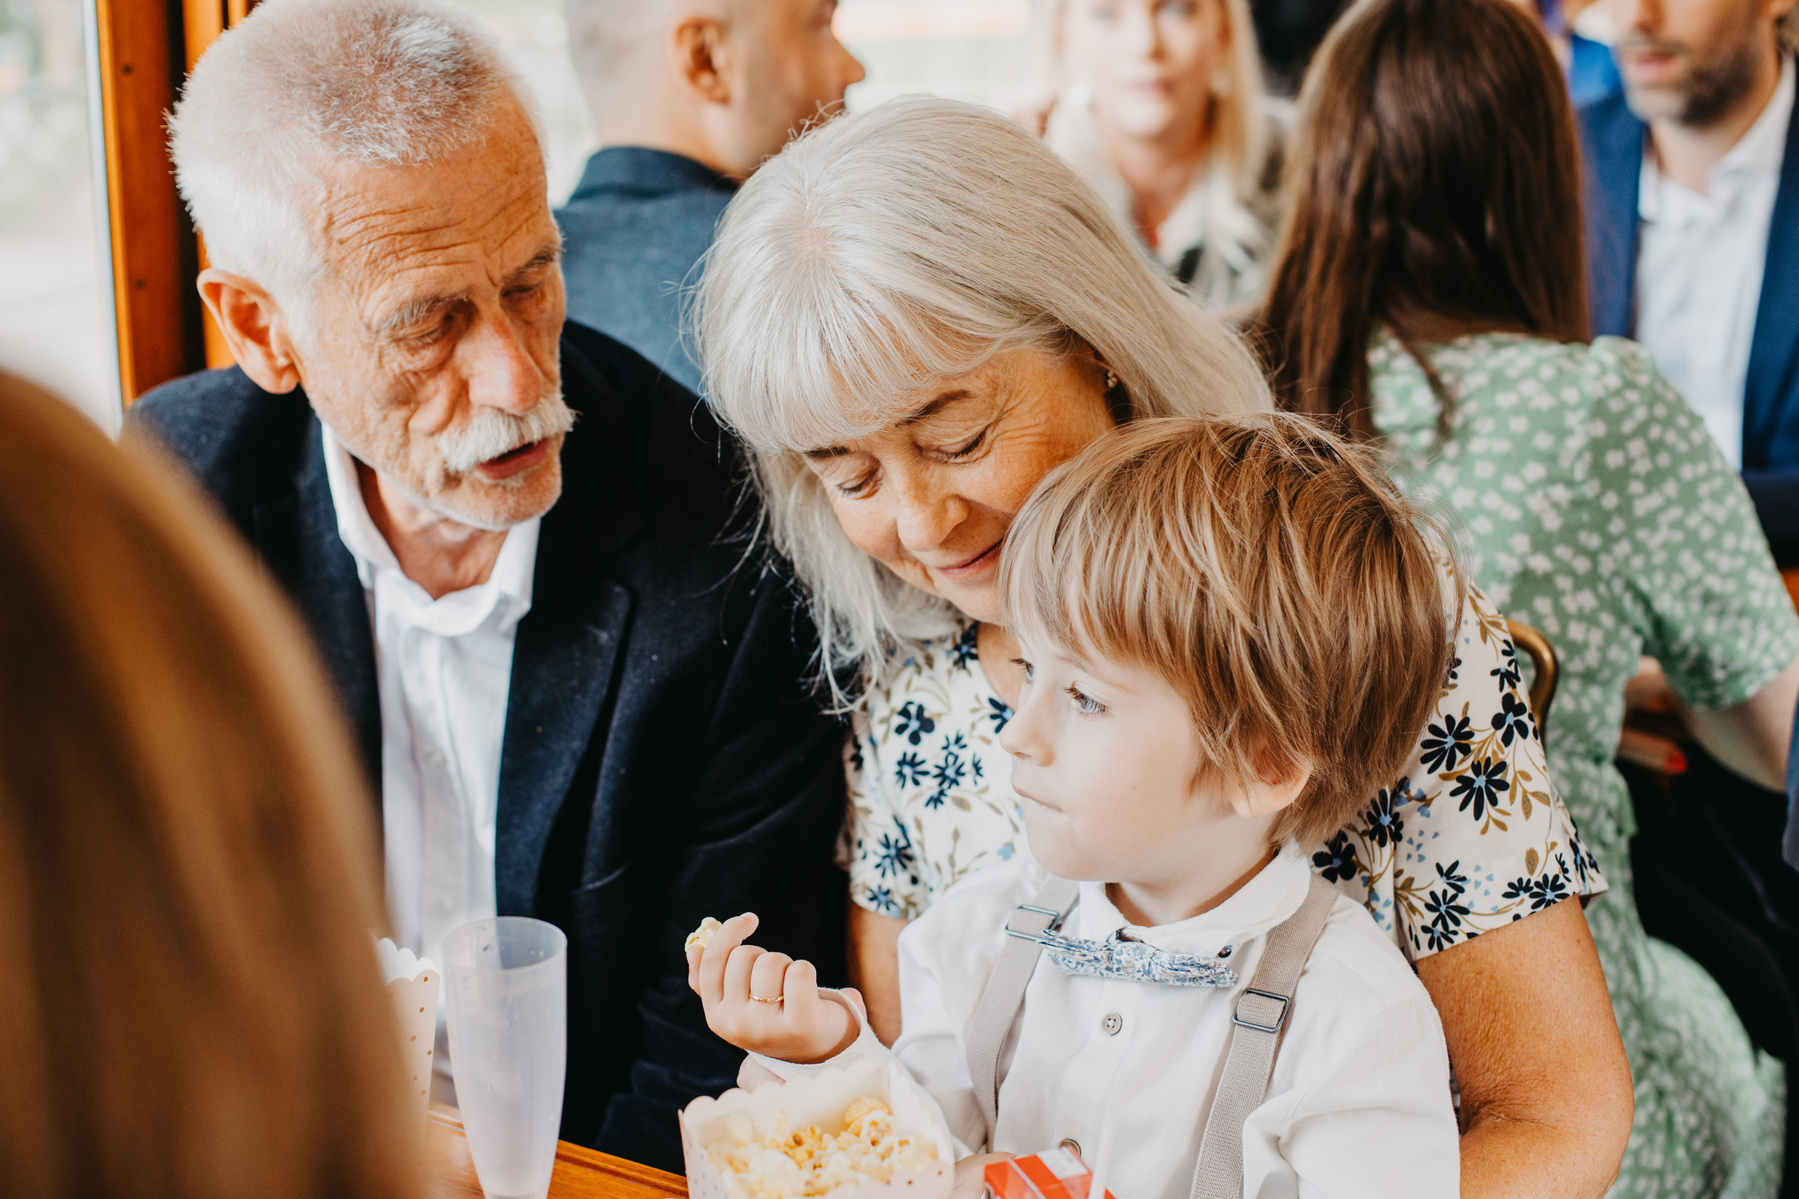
[93,0,249,403]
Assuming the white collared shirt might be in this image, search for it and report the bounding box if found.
[1636,55,1794,469]
[762,846,1458,1199]
[321,429,540,1074]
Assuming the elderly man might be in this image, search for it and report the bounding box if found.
[1580,0,1799,556]
[128,0,846,1169]
[555,0,863,392]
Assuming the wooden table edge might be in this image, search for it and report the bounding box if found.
[429,1102,688,1197]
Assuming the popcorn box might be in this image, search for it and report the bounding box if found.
[986,1150,1117,1199]
[681,1057,955,1199]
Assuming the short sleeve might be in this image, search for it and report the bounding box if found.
[1584,338,1799,710]
[1316,577,1607,959]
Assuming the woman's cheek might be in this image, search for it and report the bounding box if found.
[829,494,897,563]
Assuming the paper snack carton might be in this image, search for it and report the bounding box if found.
[375,938,440,1145]
[986,1150,1118,1199]
[681,1056,955,1199]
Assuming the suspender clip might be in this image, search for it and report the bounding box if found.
[1003,902,1068,942]
[1232,988,1291,1034]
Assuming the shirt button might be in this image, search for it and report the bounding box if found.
[1058,1137,1082,1157]
[1101,1012,1123,1036]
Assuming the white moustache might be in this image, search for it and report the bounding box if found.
[438,391,576,475]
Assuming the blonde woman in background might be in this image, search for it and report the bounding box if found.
[1035,0,1284,308]
[0,371,421,1199]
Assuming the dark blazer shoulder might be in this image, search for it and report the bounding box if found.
[561,319,733,479]
[127,366,316,523]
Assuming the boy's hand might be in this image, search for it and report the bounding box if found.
[687,913,861,1064]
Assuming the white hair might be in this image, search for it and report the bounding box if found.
[169,0,540,328]
[694,96,1274,705]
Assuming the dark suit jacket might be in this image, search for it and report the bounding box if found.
[555,148,738,396]
[1579,76,1799,558]
[127,323,847,1171]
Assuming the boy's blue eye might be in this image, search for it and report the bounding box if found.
[1010,656,1035,682]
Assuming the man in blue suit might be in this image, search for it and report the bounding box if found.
[126,0,847,1170]
[556,0,864,393]
[1579,0,1799,557]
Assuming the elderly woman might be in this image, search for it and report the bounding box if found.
[1039,0,1284,308]
[694,99,1634,1198]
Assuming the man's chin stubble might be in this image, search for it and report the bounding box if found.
[1628,38,1764,128]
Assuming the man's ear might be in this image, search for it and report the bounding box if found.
[672,15,734,105]
[1224,742,1313,821]
[197,268,303,394]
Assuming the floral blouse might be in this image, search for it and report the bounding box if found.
[846,573,1606,962]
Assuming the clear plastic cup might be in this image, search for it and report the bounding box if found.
[443,917,568,1199]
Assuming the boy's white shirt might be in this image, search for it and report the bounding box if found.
[754,845,1460,1199]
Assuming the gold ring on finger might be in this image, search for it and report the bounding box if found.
[749,993,783,1005]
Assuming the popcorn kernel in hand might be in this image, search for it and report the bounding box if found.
[687,916,725,953]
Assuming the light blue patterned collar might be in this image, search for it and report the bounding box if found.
[1038,927,1239,988]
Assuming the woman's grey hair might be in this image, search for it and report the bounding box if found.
[694,97,1274,705]
[169,0,538,331]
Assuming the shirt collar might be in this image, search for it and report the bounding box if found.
[1642,53,1794,220]
[567,146,739,202]
[1070,842,1314,958]
[319,424,539,616]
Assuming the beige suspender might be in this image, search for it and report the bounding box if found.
[1187,872,1337,1198]
[966,876,1082,1141]
[963,872,1338,1199]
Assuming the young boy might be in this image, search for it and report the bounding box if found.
[689,416,1462,1198]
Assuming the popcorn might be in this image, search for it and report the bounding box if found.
[703,1096,940,1199]
[688,917,725,952]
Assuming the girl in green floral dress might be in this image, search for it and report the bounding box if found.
[1259,1,1799,1195]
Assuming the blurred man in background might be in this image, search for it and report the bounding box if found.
[557,0,864,393]
[1581,0,1799,557]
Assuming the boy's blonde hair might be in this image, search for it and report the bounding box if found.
[999,415,1459,848]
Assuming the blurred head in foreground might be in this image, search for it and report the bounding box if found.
[0,372,418,1199]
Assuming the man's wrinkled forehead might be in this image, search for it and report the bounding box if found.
[310,115,555,321]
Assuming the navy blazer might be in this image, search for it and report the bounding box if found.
[556,148,738,396]
[127,323,848,1171]
[1578,78,1799,557]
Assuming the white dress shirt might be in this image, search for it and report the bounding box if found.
[322,429,539,1077]
[1636,55,1794,469]
[761,846,1459,1199]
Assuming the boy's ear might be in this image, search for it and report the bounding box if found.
[1225,741,1312,821]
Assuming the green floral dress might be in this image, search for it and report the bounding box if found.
[1369,330,1799,1199]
